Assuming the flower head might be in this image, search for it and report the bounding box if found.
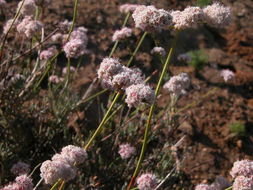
[11,162,30,176]
[118,144,136,159]
[163,73,190,96]
[220,69,235,82]
[132,5,172,32]
[230,160,253,179]
[233,176,253,190]
[40,46,57,60]
[69,27,88,46]
[125,83,155,107]
[49,75,63,84]
[15,174,33,190]
[61,145,88,165]
[63,39,87,58]
[203,3,232,28]
[62,66,76,75]
[119,4,140,14]
[51,33,63,43]
[112,27,132,42]
[3,19,19,34]
[151,47,166,57]
[137,173,158,190]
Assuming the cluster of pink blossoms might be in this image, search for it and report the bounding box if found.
[97,58,155,107]
[220,69,235,82]
[137,173,158,190]
[119,3,141,14]
[49,75,64,84]
[132,5,173,32]
[230,160,253,190]
[163,73,190,96]
[0,174,33,190]
[11,161,30,176]
[151,46,166,57]
[118,143,136,159]
[63,27,88,58]
[16,16,43,38]
[40,46,58,60]
[112,27,132,42]
[171,3,231,29]
[40,145,87,184]
[17,0,36,16]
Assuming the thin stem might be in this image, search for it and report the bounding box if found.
[0,0,26,63]
[66,0,79,41]
[127,31,180,190]
[84,92,121,150]
[58,181,65,190]
[49,179,61,190]
[33,178,43,190]
[126,32,147,67]
[224,187,232,190]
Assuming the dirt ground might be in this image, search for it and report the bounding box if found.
[3,0,253,188]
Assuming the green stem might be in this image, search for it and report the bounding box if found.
[49,179,61,190]
[127,32,147,67]
[0,0,26,63]
[224,187,232,190]
[127,31,180,190]
[84,92,121,150]
[109,12,130,58]
[66,0,79,41]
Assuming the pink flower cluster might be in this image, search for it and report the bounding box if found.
[17,0,36,16]
[112,27,132,42]
[1,175,33,190]
[233,176,253,190]
[119,3,140,14]
[97,58,155,107]
[132,5,173,32]
[11,161,30,176]
[63,27,88,58]
[40,46,58,60]
[118,143,136,159]
[171,3,231,29]
[49,75,63,84]
[40,145,87,184]
[163,73,190,96]
[220,69,235,82]
[137,173,158,190]
[17,16,43,38]
[3,19,19,34]
[62,66,76,75]
[151,46,166,57]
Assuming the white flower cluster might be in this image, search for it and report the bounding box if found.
[17,0,36,16]
[40,145,87,184]
[1,174,33,190]
[98,58,155,107]
[163,73,190,96]
[119,3,141,14]
[132,5,173,32]
[220,69,235,82]
[137,173,158,190]
[11,161,30,176]
[63,27,88,58]
[112,27,132,42]
[151,46,166,57]
[118,143,136,159]
[40,46,58,60]
[16,16,43,38]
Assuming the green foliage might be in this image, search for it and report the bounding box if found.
[229,121,246,136]
[187,50,208,71]
[196,0,212,7]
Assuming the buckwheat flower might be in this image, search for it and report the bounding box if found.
[233,176,253,190]
[163,73,190,96]
[125,83,155,107]
[59,20,73,31]
[230,160,253,179]
[40,46,57,60]
[220,69,235,82]
[17,0,36,16]
[1,183,22,190]
[151,46,166,57]
[137,173,158,190]
[40,160,76,185]
[97,58,123,80]
[62,66,76,75]
[195,184,212,190]
[15,174,33,190]
[63,39,87,58]
[61,145,88,165]
[49,75,62,84]
[3,19,19,34]
[119,3,140,14]
[203,2,232,28]
[11,162,30,176]
[70,27,88,45]
[171,6,204,30]
[132,5,173,32]
[118,143,136,159]
[177,53,191,62]
[17,16,43,38]
[112,27,132,42]
[51,33,63,43]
